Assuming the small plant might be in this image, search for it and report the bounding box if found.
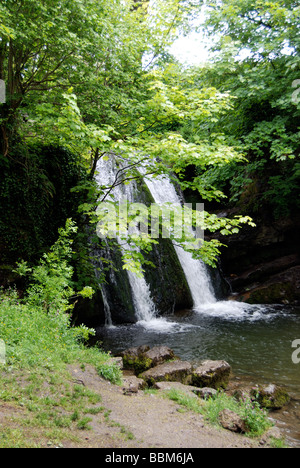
[96,363,123,385]
[166,388,203,414]
[77,416,93,430]
[204,391,272,436]
[83,406,105,415]
[166,388,272,437]
[14,219,94,315]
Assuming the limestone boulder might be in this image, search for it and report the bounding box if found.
[194,387,218,399]
[154,381,199,399]
[219,409,249,434]
[122,375,147,395]
[140,361,193,386]
[120,345,177,375]
[250,384,291,410]
[120,345,151,374]
[144,346,177,368]
[192,360,231,390]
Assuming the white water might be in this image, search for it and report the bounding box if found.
[100,284,113,327]
[96,156,263,326]
[96,157,158,324]
[143,173,217,308]
[142,172,269,320]
[141,172,272,320]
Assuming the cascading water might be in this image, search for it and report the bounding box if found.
[95,155,253,323]
[142,171,261,319]
[142,173,217,308]
[93,158,300,448]
[95,156,158,324]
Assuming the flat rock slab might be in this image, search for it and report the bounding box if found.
[154,381,200,398]
[140,361,193,386]
[154,382,218,400]
[192,360,231,390]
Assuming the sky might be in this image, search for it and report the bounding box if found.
[169,31,212,65]
[169,29,253,66]
[168,6,217,66]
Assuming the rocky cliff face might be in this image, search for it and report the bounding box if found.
[217,214,300,305]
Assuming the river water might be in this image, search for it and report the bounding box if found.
[96,303,300,447]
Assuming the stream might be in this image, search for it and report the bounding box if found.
[96,303,300,448]
[95,157,300,446]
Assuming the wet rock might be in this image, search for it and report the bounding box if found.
[140,361,193,386]
[192,360,231,390]
[120,346,151,374]
[219,409,249,434]
[250,384,291,410]
[120,345,177,375]
[144,346,177,368]
[214,210,300,306]
[234,266,300,305]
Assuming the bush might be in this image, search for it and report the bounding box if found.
[0,219,122,384]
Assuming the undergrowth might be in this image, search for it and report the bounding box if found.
[0,219,122,447]
[166,388,272,438]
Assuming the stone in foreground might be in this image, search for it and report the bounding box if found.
[194,387,218,399]
[140,361,193,386]
[219,409,249,434]
[122,375,147,395]
[154,381,200,398]
[251,384,290,410]
[120,345,176,375]
[192,360,231,390]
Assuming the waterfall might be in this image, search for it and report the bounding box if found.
[95,156,158,323]
[100,285,113,327]
[142,173,217,308]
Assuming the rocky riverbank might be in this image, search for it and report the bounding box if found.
[0,344,292,448]
[111,345,291,445]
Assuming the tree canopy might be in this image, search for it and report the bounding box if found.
[1,0,297,276]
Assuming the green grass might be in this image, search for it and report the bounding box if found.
[166,388,273,437]
[0,288,123,447]
[0,288,122,380]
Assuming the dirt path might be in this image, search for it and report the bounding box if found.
[67,365,262,449]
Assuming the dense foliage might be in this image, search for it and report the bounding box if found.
[0,0,298,282]
[0,1,298,448]
[194,0,300,218]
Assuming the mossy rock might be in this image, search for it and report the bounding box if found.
[120,346,152,375]
[140,361,193,387]
[120,345,178,376]
[251,384,291,410]
[191,360,231,390]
